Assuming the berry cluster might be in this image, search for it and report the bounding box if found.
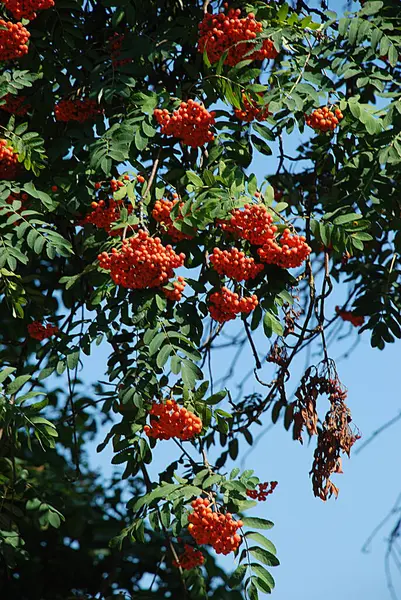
[108,32,131,67]
[98,230,185,290]
[27,321,58,341]
[152,197,192,242]
[144,399,202,441]
[208,287,258,323]
[163,276,186,302]
[198,7,278,66]
[55,98,102,123]
[188,498,242,555]
[335,306,364,327]
[2,0,54,20]
[0,20,30,61]
[82,199,133,236]
[0,93,30,116]
[234,92,270,122]
[173,544,205,570]
[218,203,277,245]
[210,247,264,281]
[257,228,311,269]
[154,101,215,148]
[5,191,28,221]
[246,481,278,501]
[0,139,20,180]
[305,107,343,132]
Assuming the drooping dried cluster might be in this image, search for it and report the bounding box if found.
[98,230,185,290]
[234,92,270,122]
[305,107,343,132]
[198,7,278,66]
[108,32,131,67]
[173,544,205,570]
[0,20,30,61]
[0,139,20,180]
[208,287,258,323]
[144,399,202,441]
[335,306,364,327]
[2,0,54,20]
[163,276,186,302]
[257,228,311,269]
[54,98,102,123]
[0,93,30,116]
[82,199,133,236]
[290,366,359,501]
[210,247,264,281]
[218,203,277,245]
[152,197,192,242]
[246,481,278,501]
[28,321,58,341]
[188,498,242,555]
[154,101,215,148]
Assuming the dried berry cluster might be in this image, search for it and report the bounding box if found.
[144,399,202,441]
[173,544,205,570]
[54,98,102,123]
[154,101,215,148]
[208,287,258,323]
[198,7,278,66]
[234,92,270,122]
[210,247,264,281]
[0,93,30,116]
[257,228,311,269]
[163,276,186,302]
[98,230,185,290]
[2,0,54,20]
[335,306,364,327]
[82,199,133,236]
[246,481,278,501]
[28,321,58,341]
[0,20,30,61]
[108,32,131,67]
[152,197,192,242]
[305,107,343,132]
[188,498,242,555]
[0,139,20,180]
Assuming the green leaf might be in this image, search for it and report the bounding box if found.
[181,360,202,389]
[6,374,31,395]
[241,517,274,530]
[0,366,16,384]
[245,532,277,555]
[228,564,247,589]
[249,547,280,567]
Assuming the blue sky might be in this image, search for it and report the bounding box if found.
[78,1,401,598]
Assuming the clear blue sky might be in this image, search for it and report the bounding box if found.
[79,1,401,598]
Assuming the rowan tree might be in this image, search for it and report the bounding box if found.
[0,0,400,598]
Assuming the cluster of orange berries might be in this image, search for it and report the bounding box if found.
[218,203,277,245]
[210,247,264,281]
[27,321,58,341]
[152,197,192,242]
[335,306,365,327]
[108,32,131,67]
[198,7,278,66]
[81,199,133,236]
[0,20,30,61]
[154,101,215,148]
[0,94,30,116]
[234,93,270,122]
[144,399,202,441]
[246,481,278,501]
[2,0,54,20]
[163,276,186,302]
[209,287,258,323]
[98,230,185,290]
[305,107,343,132]
[188,498,242,555]
[0,139,20,180]
[173,544,205,570]
[257,228,311,269]
[54,98,102,123]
